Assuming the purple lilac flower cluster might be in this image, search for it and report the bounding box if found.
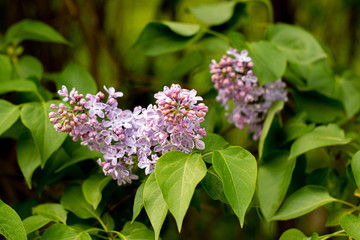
[209,48,287,140]
[49,84,208,185]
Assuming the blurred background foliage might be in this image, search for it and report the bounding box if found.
[0,0,359,239]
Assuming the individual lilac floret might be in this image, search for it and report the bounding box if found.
[49,84,208,185]
[209,48,287,140]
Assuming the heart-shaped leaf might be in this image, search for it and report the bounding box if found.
[0,200,27,240]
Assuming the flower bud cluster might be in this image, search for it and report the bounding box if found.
[50,84,208,185]
[209,48,287,140]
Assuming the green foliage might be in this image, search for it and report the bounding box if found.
[1,2,360,239]
[155,152,206,231]
[0,200,27,240]
[212,146,257,227]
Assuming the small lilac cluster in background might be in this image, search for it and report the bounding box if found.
[49,84,208,185]
[209,48,287,140]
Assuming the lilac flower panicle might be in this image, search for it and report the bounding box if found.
[49,84,208,185]
[210,47,287,140]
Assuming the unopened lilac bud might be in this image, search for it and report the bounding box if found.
[50,104,57,109]
[49,112,56,118]
[79,99,86,105]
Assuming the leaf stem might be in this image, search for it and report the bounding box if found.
[319,230,346,240]
[108,230,126,240]
[334,199,358,209]
[203,29,230,42]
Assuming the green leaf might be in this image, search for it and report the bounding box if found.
[0,199,27,240]
[132,181,146,223]
[212,146,257,227]
[20,101,67,167]
[17,131,41,188]
[271,185,336,221]
[133,21,200,56]
[40,223,91,240]
[102,213,115,231]
[351,151,360,190]
[229,32,249,52]
[258,100,284,159]
[143,173,168,240]
[279,229,308,240]
[0,54,12,83]
[155,151,206,231]
[290,61,335,96]
[326,207,355,227]
[340,214,360,240]
[336,72,360,117]
[202,133,229,152]
[82,174,112,210]
[266,24,327,64]
[56,144,102,172]
[310,232,319,240]
[293,90,345,123]
[18,55,43,80]
[32,203,67,224]
[282,113,315,144]
[60,185,101,220]
[201,167,228,203]
[250,41,287,85]
[22,215,51,234]
[121,221,157,240]
[288,124,350,160]
[0,79,38,95]
[257,151,296,221]
[189,1,238,25]
[164,50,204,84]
[4,19,70,45]
[49,62,98,95]
[0,99,20,136]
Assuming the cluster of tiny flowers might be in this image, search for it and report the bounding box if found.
[209,48,287,140]
[49,84,208,185]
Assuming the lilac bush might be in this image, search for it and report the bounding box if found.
[49,84,208,185]
[209,48,288,140]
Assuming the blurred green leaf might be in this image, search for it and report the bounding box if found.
[271,185,335,221]
[4,19,70,45]
[17,131,41,188]
[288,124,350,160]
[258,100,283,159]
[155,151,206,231]
[143,173,168,240]
[22,215,51,235]
[229,32,249,51]
[279,229,308,240]
[250,41,287,85]
[121,221,157,240]
[189,1,238,25]
[60,185,101,220]
[335,72,360,117]
[18,55,43,80]
[283,113,315,144]
[202,133,229,152]
[201,166,228,203]
[212,146,257,227]
[102,213,115,231]
[82,174,112,210]
[266,24,327,64]
[0,79,38,95]
[0,54,12,83]
[258,151,296,221]
[48,62,98,95]
[32,203,67,224]
[340,214,360,239]
[132,181,145,223]
[20,101,67,167]
[40,223,91,240]
[326,207,355,227]
[0,199,27,240]
[164,50,204,84]
[0,99,20,136]
[293,90,345,123]
[351,150,360,190]
[133,21,201,56]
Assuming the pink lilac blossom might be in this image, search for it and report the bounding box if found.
[49,84,208,185]
[209,48,287,140]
